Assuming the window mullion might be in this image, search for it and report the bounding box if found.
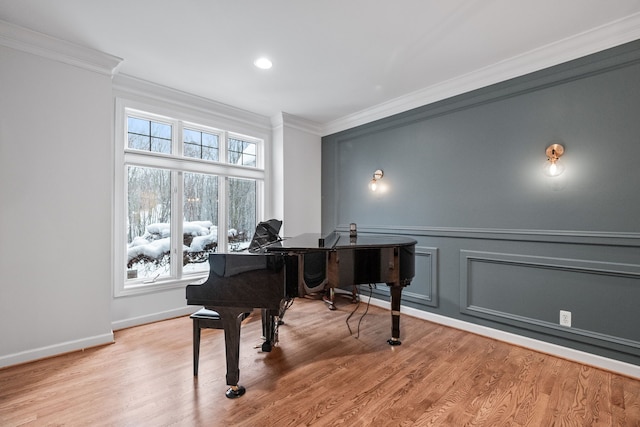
[172,120,183,279]
[218,175,228,253]
[172,170,184,279]
[220,131,228,165]
[217,132,229,252]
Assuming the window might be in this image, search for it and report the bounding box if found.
[115,102,265,295]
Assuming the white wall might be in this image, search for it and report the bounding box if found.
[0,44,115,366]
[270,116,284,224]
[275,113,322,237]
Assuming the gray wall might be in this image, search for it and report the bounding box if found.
[322,41,640,365]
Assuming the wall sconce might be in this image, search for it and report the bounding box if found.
[543,144,565,177]
[369,169,384,191]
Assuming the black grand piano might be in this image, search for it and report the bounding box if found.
[186,220,416,398]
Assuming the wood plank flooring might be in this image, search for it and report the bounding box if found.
[1,296,639,426]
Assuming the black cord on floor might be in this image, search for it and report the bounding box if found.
[346,284,373,339]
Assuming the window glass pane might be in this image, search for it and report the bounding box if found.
[126,166,172,280]
[183,172,219,274]
[227,177,256,252]
[128,117,150,150]
[201,146,218,161]
[151,121,172,139]
[127,116,172,154]
[228,138,241,164]
[128,117,148,134]
[202,133,218,161]
[184,128,219,161]
[151,137,171,154]
[183,143,201,159]
[183,129,200,144]
[239,141,256,166]
[202,133,217,148]
[228,138,256,167]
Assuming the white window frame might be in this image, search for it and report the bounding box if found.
[114,98,266,297]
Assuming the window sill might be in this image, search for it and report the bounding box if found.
[115,274,207,298]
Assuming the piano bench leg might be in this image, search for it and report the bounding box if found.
[190,309,225,377]
[193,319,201,376]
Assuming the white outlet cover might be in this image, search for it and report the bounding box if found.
[560,310,572,327]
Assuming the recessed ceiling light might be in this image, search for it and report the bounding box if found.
[254,57,273,70]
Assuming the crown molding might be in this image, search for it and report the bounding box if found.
[321,12,640,136]
[271,112,323,136]
[113,73,273,134]
[0,19,122,77]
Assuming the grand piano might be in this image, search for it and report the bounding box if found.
[186,221,416,398]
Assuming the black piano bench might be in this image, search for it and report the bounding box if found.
[190,308,250,377]
[190,308,224,376]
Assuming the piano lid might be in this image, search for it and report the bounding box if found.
[333,234,416,248]
[210,252,284,277]
[186,252,287,309]
[266,232,416,252]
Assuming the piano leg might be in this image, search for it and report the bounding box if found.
[387,286,402,346]
[215,307,252,398]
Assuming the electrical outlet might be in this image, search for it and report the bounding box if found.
[560,310,572,327]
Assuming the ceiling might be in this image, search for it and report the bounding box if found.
[2,0,640,130]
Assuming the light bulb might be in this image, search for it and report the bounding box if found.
[543,144,565,177]
[369,169,384,191]
[543,159,565,177]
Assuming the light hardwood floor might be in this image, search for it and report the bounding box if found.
[1,296,639,426]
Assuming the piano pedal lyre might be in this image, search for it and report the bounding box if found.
[259,323,278,352]
[323,286,359,310]
[258,306,285,352]
[322,291,337,310]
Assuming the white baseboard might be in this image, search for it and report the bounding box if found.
[366,296,640,380]
[0,332,114,369]
[1,306,196,369]
[111,306,195,331]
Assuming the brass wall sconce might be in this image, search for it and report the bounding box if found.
[369,169,384,191]
[543,144,565,177]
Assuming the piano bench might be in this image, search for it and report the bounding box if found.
[190,308,249,376]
